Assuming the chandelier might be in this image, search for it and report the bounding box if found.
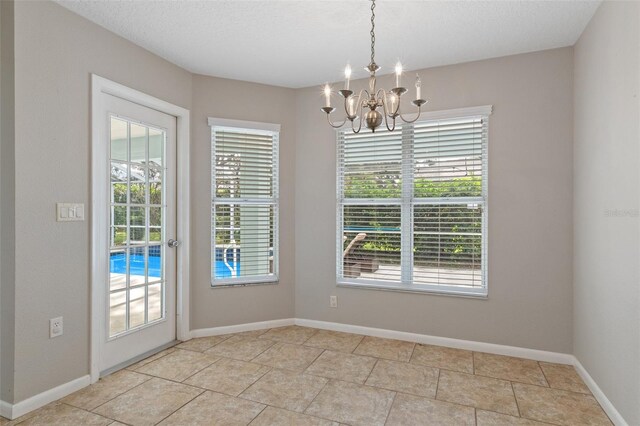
[321,0,427,133]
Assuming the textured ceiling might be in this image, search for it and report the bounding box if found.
[55,0,600,88]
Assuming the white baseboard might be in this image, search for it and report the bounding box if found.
[295,318,574,364]
[0,400,12,419]
[573,358,628,426]
[189,318,295,339]
[2,375,91,420]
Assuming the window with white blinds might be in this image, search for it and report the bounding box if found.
[337,107,490,296]
[210,119,279,286]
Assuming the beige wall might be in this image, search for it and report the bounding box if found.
[573,2,640,424]
[1,0,16,403]
[11,0,192,402]
[294,48,575,353]
[189,74,296,329]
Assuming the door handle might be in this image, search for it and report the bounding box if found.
[167,239,180,248]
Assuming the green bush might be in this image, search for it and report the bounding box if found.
[344,174,482,268]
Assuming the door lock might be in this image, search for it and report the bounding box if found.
[167,239,180,248]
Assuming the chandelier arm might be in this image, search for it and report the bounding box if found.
[378,94,396,132]
[326,113,347,129]
[351,104,365,134]
[383,107,397,132]
[398,104,423,124]
[345,89,367,119]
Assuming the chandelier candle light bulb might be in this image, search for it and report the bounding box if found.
[320,0,427,132]
[395,62,403,88]
[344,65,352,90]
[324,84,331,108]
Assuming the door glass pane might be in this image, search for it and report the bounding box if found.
[110,118,128,162]
[108,115,166,338]
[130,123,147,164]
[149,207,162,242]
[111,163,128,204]
[148,283,162,322]
[148,245,162,282]
[112,206,127,226]
[109,290,126,335]
[149,128,163,167]
[109,249,126,291]
[112,227,127,247]
[130,182,146,205]
[129,287,146,328]
[128,246,146,286]
[130,207,146,244]
[149,181,161,205]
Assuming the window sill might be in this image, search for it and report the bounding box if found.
[211,276,279,288]
[337,280,488,299]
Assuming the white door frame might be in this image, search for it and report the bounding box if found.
[90,74,190,383]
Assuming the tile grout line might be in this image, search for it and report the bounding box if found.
[178,357,221,384]
[57,402,114,424]
[245,403,269,425]
[207,336,278,362]
[299,327,320,346]
[382,391,398,426]
[175,333,233,352]
[90,374,159,413]
[150,387,205,426]
[537,361,551,387]
[247,338,280,363]
[63,371,154,412]
[300,374,331,415]
[406,342,416,363]
[126,348,177,371]
[510,381,522,417]
[304,348,327,373]
[362,358,380,385]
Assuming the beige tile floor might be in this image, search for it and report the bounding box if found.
[0,326,612,426]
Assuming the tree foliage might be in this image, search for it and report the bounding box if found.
[344,174,482,268]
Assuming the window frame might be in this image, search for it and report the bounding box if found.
[336,105,492,297]
[209,117,280,287]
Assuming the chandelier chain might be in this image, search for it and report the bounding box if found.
[370,0,376,65]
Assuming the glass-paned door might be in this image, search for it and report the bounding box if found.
[109,118,166,336]
[99,94,176,374]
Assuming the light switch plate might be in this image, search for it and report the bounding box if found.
[57,203,85,221]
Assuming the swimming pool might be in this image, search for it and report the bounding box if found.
[109,248,239,279]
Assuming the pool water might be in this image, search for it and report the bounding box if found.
[110,253,161,277]
[110,252,238,279]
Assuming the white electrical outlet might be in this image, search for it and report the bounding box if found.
[50,317,63,338]
[330,295,338,308]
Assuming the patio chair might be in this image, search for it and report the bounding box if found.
[343,232,381,276]
[343,233,367,277]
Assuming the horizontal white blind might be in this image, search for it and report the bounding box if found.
[212,127,279,285]
[341,130,403,199]
[337,114,488,294]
